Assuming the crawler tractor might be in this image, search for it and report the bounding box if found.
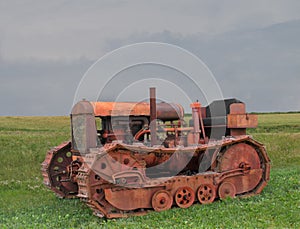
[42,88,270,218]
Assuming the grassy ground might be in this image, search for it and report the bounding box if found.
[0,114,299,228]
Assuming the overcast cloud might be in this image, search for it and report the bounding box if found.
[0,0,300,115]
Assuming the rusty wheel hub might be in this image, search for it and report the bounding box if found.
[175,186,195,208]
[218,181,236,199]
[197,184,216,204]
[152,190,173,212]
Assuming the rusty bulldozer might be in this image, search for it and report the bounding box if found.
[42,88,270,218]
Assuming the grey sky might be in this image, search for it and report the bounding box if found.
[0,0,300,115]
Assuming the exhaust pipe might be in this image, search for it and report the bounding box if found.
[150,87,157,146]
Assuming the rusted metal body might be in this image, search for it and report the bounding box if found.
[42,88,270,218]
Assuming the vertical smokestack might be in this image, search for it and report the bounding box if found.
[150,87,157,146]
[191,102,201,144]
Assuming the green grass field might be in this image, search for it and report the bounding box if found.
[0,114,299,228]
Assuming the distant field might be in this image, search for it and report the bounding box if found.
[0,114,299,228]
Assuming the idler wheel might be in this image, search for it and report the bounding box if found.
[152,190,173,212]
[218,143,261,172]
[197,184,216,204]
[218,182,236,199]
[174,186,195,208]
[218,142,262,195]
